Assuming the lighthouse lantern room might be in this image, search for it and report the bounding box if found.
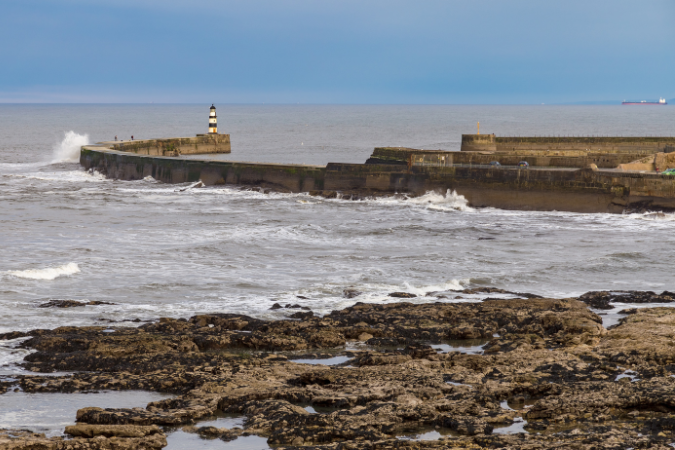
[208,105,217,134]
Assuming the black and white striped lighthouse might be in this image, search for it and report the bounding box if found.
[208,104,217,134]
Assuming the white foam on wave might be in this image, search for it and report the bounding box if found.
[318,189,473,212]
[102,183,474,216]
[0,337,35,375]
[400,189,473,212]
[7,263,80,281]
[0,162,51,173]
[631,211,675,222]
[7,169,106,183]
[115,185,473,213]
[402,279,467,295]
[51,131,90,163]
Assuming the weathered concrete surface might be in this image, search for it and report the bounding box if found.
[81,145,675,213]
[103,135,231,157]
[366,148,453,167]
[81,147,324,193]
[370,146,650,170]
[458,135,675,169]
[324,163,675,213]
[462,134,675,153]
[618,151,675,172]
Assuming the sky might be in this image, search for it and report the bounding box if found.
[1,0,674,104]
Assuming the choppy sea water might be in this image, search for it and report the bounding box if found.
[1,104,675,341]
[1,104,675,439]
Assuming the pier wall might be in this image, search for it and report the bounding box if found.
[81,145,675,213]
[450,151,643,169]
[81,147,322,192]
[366,146,642,169]
[106,134,231,157]
[461,135,675,154]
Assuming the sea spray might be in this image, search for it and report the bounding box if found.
[52,131,89,163]
[406,189,472,212]
[7,263,80,281]
[365,189,473,212]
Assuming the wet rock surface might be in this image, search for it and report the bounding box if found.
[38,300,116,308]
[2,293,675,449]
[0,427,166,449]
[579,290,675,309]
[388,292,417,298]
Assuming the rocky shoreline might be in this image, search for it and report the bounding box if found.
[2,291,675,449]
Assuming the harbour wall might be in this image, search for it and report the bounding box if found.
[104,134,231,157]
[81,145,675,213]
[461,134,675,154]
[81,146,323,192]
[368,147,647,169]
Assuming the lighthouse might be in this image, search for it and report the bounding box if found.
[208,104,217,134]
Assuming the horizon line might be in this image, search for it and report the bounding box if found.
[0,101,667,106]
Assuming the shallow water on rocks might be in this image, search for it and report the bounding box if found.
[401,430,443,440]
[493,416,529,434]
[592,303,670,328]
[164,431,270,450]
[500,400,515,411]
[431,338,490,355]
[506,397,539,410]
[446,380,472,388]
[193,414,246,429]
[399,427,459,440]
[290,355,351,365]
[0,390,172,437]
[615,370,640,382]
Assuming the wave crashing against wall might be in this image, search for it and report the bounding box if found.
[52,131,89,163]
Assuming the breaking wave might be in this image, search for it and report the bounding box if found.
[632,211,675,222]
[405,189,472,211]
[402,279,467,295]
[7,263,80,281]
[368,189,472,212]
[0,337,35,375]
[52,131,89,163]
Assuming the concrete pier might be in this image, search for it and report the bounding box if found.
[80,137,675,214]
[101,134,231,157]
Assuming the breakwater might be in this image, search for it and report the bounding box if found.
[461,134,675,153]
[103,134,231,157]
[459,135,675,169]
[81,140,675,213]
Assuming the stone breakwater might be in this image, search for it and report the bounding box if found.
[101,134,231,157]
[80,141,675,213]
[3,292,675,448]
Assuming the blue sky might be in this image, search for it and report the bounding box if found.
[1,0,673,104]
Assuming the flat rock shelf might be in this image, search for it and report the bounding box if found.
[3,293,675,448]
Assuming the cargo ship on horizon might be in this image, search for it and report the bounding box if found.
[622,98,667,105]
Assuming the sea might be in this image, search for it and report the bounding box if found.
[3,103,675,441]
[1,103,675,365]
